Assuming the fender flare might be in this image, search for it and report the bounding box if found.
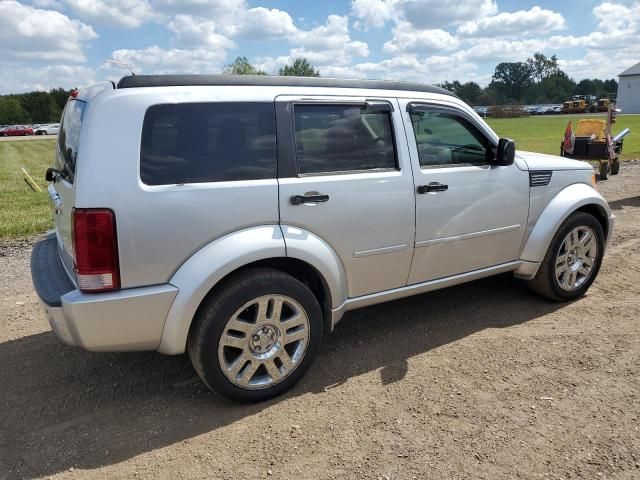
[280,224,349,312]
[158,225,286,354]
[158,225,348,355]
[519,183,611,266]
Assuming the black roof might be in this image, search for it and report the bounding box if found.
[116,74,454,97]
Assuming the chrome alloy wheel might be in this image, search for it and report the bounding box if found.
[217,295,310,390]
[555,226,598,291]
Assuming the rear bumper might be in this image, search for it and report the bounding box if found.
[31,236,178,352]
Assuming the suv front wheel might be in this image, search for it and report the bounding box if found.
[528,211,604,301]
[188,268,323,402]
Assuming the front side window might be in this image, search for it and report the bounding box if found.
[410,110,490,168]
[140,102,277,185]
[293,104,397,175]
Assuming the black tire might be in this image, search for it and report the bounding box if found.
[611,158,620,175]
[188,268,323,402]
[527,212,604,301]
[599,161,609,180]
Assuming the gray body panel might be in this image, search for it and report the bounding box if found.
[32,81,614,354]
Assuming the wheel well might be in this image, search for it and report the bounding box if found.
[576,204,609,239]
[195,257,333,333]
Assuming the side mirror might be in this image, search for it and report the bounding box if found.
[494,138,515,166]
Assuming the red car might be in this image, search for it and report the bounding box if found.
[2,125,33,136]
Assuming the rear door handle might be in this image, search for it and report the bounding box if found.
[417,182,448,194]
[291,193,330,205]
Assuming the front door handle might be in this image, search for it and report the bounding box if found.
[291,193,330,205]
[417,182,448,194]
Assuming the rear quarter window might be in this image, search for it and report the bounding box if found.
[56,100,87,183]
[140,102,277,185]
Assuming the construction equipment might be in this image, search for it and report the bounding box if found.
[595,93,616,112]
[560,103,630,180]
[561,95,597,114]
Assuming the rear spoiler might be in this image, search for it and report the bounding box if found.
[73,82,115,103]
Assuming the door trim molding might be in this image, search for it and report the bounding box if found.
[415,224,521,248]
[354,243,408,258]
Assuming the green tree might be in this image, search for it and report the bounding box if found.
[0,97,30,124]
[540,71,576,103]
[439,80,482,105]
[490,62,534,102]
[526,53,560,83]
[279,58,320,77]
[224,56,267,75]
[603,79,618,95]
[49,88,73,114]
[19,91,58,123]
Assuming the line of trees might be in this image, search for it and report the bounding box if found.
[439,53,618,106]
[224,56,320,77]
[0,88,72,125]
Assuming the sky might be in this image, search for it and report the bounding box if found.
[0,0,639,94]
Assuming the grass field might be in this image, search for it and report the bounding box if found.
[487,114,640,160]
[0,116,638,239]
[0,139,55,238]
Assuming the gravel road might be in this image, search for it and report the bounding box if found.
[1,165,639,480]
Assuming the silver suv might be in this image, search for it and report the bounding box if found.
[31,75,614,401]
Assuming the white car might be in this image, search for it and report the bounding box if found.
[35,124,60,135]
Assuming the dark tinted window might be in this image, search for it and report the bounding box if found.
[141,102,276,185]
[293,104,397,175]
[56,100,86,182]
[410,111,489,168]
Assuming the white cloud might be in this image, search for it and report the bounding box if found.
[350,0,497,29]
[458,6,565,38]
[255,14,369,73]
[0,1,97,62]
[107,46,228,74]
[236,7,297,39]
[351,0,397,29]
[64,0,159,28]
[168,15,236,49]
[290,15,368,64]
[31,0,63,8]
[0,64,96,94]
[151,0,244,17]
[384,22,460,54]
[398,0,497,28]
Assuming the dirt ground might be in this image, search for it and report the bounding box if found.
[1,165,639,480]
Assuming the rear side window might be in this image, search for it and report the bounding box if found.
[293,104,397,175]
[140,102,277,185]
[56,99,87,183]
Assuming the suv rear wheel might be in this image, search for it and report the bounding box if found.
[528,212,604,301]
[188,268,323,402]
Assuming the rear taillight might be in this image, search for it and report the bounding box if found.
[72,208,120,292]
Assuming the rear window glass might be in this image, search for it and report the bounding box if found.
[56,100,86,183]
[140,102,277,185]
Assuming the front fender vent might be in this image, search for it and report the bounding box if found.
[529,170,552,187]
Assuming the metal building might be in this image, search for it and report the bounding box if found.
[617,62,640,114]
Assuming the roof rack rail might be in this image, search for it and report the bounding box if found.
[116,74,455,97]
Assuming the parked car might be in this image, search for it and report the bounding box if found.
[35,124,60,135]
[31,76,614,402]
[2,125,33,136]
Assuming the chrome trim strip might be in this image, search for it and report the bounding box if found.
[415,224,521,248]
[353,243,408,258]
